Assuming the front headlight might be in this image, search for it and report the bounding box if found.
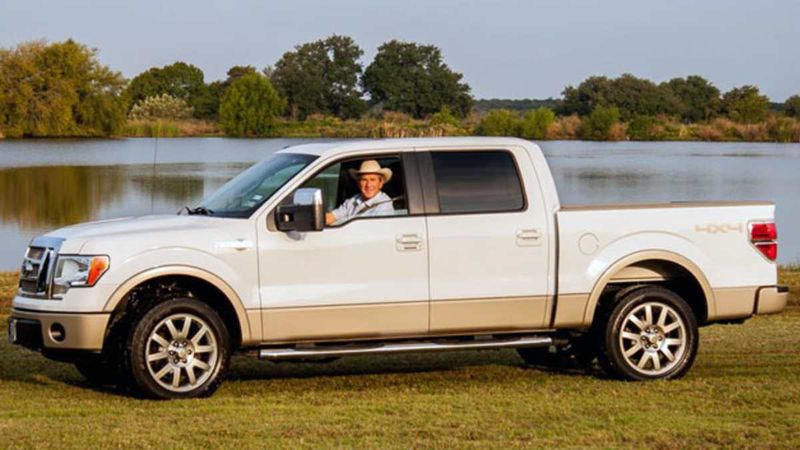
[52,255,110,298]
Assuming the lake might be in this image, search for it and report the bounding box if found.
[1,138,798,270]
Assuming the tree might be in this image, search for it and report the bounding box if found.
[0,39,126,138]
[784,95,800,118]
[363,40,473,118]
[560,74,680,120]
[558,76,613,117]
[219,73,285,137]
[270,36,366,120]
[125,62,206,116]
[193,66,258,121]
[721,85,769,123]
[663,75,721,122]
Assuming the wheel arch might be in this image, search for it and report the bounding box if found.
[103,265,256,347]
[585,250,715,327]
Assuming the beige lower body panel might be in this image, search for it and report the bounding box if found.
[261,301,428,342]
[429,296,548,333]
[755,287,788,315]
[552,293,591,328]
[710,287,758,320]
[10,308,110,351]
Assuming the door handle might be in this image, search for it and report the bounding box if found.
[396,233,423,251]
[516,229,542,247]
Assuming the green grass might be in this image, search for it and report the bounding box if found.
[1,270,799,448]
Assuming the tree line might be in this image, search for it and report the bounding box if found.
[1,37,799,139]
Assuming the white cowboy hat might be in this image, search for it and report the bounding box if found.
[348,160,392,183]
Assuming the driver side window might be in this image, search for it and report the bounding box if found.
[299,155,408,226]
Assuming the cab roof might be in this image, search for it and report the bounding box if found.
[277,137,534,157]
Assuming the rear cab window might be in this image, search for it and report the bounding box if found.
[430,151,526,214]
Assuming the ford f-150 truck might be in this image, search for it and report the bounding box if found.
[9,138,788,398]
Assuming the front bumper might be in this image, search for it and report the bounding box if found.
[755,286,789,315]
[8,308,110,351]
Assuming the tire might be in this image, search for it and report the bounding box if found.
[125,298,231,399]
[597,286,698,381]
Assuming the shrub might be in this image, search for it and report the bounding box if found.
[766,116,798,142]
[519,107,555,140]
[580,106,620,140]
[429,106,459,127]
[475,109,521,136]
[627,115,667,140]
[128,94,193,120]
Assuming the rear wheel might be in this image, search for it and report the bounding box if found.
[126,298,231,399]
[598,286,698,380]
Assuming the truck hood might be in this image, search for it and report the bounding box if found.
[45,215,231,242]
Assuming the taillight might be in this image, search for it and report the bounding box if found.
[750,222,778,261]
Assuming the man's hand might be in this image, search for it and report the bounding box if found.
[325,212,335,226]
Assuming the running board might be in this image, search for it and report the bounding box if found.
[259,336,552,361]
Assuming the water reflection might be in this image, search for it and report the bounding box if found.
[0,165,125,228]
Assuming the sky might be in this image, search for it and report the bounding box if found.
[1,0,798,101]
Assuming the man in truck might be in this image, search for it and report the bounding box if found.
[325,159,395,225]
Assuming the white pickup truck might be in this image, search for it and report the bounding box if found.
[9,137,787,398]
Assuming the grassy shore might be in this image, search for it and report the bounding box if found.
[115,114,800,142]
[1,270,798,448]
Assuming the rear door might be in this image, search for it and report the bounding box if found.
[418,146,551,333]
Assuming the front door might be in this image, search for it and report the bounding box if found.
[256,152,429,342]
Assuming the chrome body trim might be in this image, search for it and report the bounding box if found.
[259,335,552,360]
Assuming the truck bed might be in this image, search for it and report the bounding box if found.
[555,200,777,323]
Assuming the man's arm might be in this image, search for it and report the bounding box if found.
[326,196,355,225]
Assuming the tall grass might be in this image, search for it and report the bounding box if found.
[117,112,800,142]
[123,119,220,137]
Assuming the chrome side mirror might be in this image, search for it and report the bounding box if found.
[276,188,324,232]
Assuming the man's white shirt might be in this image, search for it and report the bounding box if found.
[330,191,394,224]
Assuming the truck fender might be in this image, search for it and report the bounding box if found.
[583,250,716,327]
[103,264,255,345]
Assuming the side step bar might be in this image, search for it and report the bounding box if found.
[259,336,552,361]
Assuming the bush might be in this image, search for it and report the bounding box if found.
[429,106,459,127]
[764,117,791,141]
[219,73,285,137]
[519,107,555,140]
[128,94,193,120]
[580,106,620,140]
[475,109,521,136]
[627,115,666,140]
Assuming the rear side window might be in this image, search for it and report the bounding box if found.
[431,151,525,214]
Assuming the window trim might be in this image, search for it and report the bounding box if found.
[268,151,423,231]
[419,149,529,216]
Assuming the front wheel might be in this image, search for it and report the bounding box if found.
[126,298,231,399]
[598,286,698,380]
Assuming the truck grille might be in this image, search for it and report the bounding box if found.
[19,246,56,298]
[18,237,64,299]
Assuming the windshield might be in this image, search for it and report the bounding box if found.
[197,152,317,218]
